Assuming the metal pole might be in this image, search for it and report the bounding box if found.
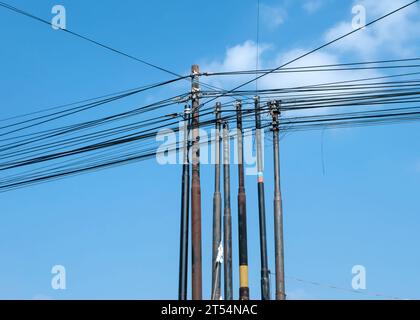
[178,104,191,300]
[254,96,270,300]
[211,262,221,300]
[223,121,233,300]
[211,102,222,300]
[236,101,249,300]
[270,101,286,300]
[191,64,202,300]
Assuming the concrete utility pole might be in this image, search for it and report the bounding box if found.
[178,104,191,300]
[211,102,222,300]
[254,96,271,300]
[270,100,286,300]
[236,101,250,300]
[191,64,202,300]
[223,121,233,300]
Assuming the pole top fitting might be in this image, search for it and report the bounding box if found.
[270,100,280,114]
[235,100,242,109]
[270,101,280,130]
[215,102,221,113]
[184,104,191,114]
[191,64,200,75]
[254,95,260,102]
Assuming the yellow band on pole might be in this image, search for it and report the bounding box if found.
[239,265,249,287]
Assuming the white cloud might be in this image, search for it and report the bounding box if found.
[303,0,326,14]
[324,0,420,59]
[201,39,382,119]
[260,3,287,29]
[201,40,271,89]
[202,0,419,87]
[202,41,380,95]
[216,40,269,71]
[200,0,419,119]
[261,48,380,89]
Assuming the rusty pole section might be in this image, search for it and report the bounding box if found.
[223,121,233,300]
[254,96,271,300]
[211,102,222,300]
[190,64,202,300]
[178,104,191,300]
[236,101,250,300]
[270,100,286,300]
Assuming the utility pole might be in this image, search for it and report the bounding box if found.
[178,104,191,300]
[211,102,222,300]
[223,121,233,300]
[254,96,270,300]
[270,100,286,300]
[236,101,250,300]
[191,64,202,300]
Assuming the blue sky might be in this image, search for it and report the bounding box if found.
[0,0,420,299]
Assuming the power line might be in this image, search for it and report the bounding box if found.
[199,0,420,108]
[0,1,240,98]
[204,64,420,76]
[202,57,420,76]
[0,104,419,192]
[287,275,409,300]
[0,1,182,78]
[0,78,187,123]
[0,77,188,137]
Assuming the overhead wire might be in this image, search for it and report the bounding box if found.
[198,0,420,108]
